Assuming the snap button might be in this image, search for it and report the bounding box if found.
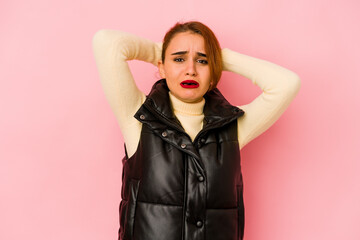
[140,115,145,120]
[180,143,186,149]
[161,131,167,137]
[196,220,203,227]
[197,175,204,182]
[197,138,206,148]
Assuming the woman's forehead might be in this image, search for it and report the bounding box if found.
[167,32,206,54]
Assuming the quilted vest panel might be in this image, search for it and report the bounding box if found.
[118,79,245,240]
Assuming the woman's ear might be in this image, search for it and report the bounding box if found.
[158,60,166,78]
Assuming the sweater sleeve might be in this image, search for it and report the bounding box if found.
[92,29,162,131]
[221,48,301,150]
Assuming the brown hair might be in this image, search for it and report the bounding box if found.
[161,21,223,91]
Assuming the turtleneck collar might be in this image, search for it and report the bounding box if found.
[138,79,244,131]
[168,91,205,116]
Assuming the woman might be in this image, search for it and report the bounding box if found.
[92,21,300,240]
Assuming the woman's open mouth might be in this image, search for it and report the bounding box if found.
[180,80,199,88]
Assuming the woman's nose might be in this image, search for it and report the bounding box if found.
[185,60,197,76]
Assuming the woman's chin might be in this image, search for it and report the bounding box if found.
[170,89,205,103]
[179,95,203,103]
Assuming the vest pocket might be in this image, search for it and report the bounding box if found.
[120,179,140,240]
[237,184,245,240]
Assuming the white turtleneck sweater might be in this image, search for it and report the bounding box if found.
[92,30,301,158]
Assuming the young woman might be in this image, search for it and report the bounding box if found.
[92,21,300,240]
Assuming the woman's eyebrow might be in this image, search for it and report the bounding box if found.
[171,51,207,57]
[171,51,187,55]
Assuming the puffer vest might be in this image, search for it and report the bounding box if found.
[118,79,245,240]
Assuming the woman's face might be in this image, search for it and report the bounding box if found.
[158,32,211,103]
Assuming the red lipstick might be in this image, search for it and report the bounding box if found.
[180,80,199,88]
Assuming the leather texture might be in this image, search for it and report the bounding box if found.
[118,79,245,240]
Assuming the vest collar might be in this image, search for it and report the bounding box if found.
[135,79,244,131]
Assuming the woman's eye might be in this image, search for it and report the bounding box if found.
[198,59,208,64]
[174,58,184,62]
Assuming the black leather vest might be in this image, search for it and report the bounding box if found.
[118,79,245,240]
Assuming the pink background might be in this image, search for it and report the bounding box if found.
[1,0,359,239]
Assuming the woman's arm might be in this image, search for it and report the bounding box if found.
[92,30,161,157]
[92,29,161,130]
[221,48,301,150]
